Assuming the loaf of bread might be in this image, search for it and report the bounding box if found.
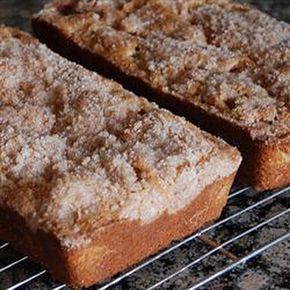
[0,26,241,287]
[32,0,290,190]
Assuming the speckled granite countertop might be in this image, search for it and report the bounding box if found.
[0,1,290,290]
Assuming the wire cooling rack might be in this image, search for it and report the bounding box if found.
[0,185,289,290]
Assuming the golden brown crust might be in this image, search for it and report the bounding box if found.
[32,0,290,190]
[0,174,234,287]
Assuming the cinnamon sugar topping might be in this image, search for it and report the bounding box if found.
[34,0,289,141]
[0,27,241,249]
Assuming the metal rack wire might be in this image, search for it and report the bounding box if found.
[0,185,289,290]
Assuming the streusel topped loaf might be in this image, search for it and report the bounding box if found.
[33,0,289,140]
[0,25,241,281]
[33,0,290,190]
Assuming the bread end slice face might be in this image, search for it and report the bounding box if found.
[250,136,290,191]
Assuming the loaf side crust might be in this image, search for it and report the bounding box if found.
[250,136,290,190]
[0,174,234,287]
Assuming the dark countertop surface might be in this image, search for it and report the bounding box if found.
[0,1,289,289]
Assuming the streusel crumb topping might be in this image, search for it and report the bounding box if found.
[35,0,289,141]
[0,26,240,249]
